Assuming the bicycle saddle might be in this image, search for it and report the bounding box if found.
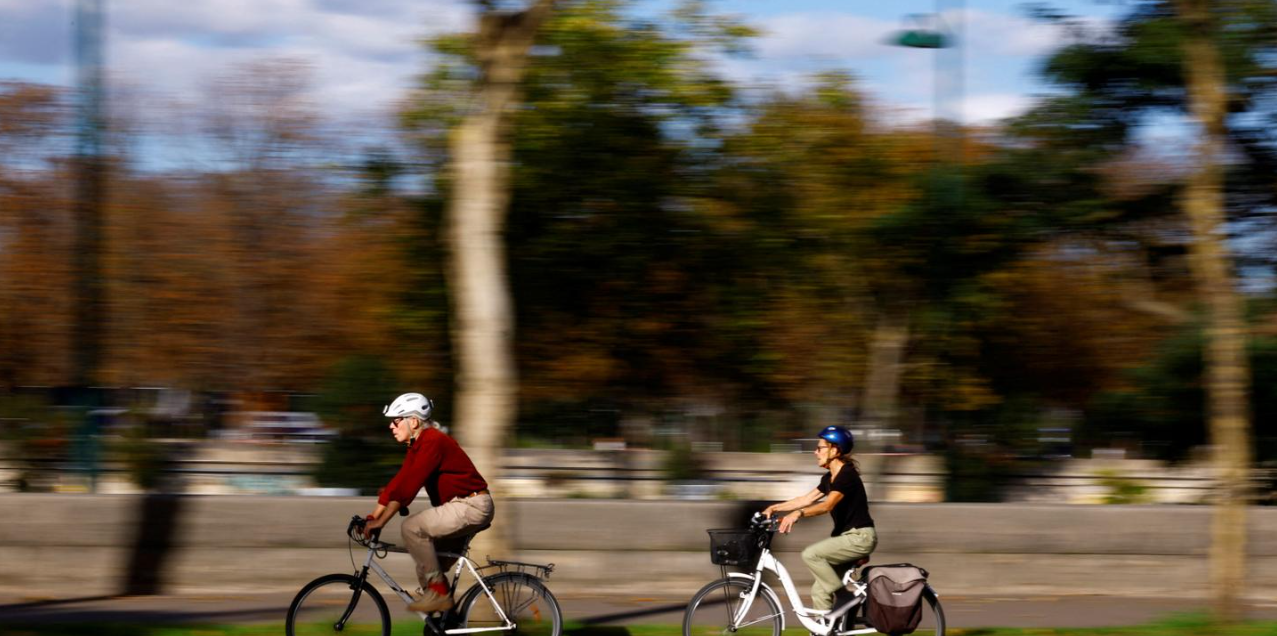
[452,524,493,554]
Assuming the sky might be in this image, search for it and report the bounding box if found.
[0,0,1125,130]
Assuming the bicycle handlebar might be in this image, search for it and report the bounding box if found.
[345,507,413,546]
[750,512,781,533]
[347,515,376,544]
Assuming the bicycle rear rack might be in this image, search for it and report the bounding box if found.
[479,558,555,580]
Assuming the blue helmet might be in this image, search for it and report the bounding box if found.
[819,426,855,455]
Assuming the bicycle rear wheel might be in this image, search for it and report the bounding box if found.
[683,577,783,636]
[459,572,562,636]
[286,573,391,636]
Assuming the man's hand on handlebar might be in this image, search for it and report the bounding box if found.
[362,513,385,540]
[359,505,410,541]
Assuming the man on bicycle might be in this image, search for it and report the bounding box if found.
[762,425,876,612]
[363,392,494,613]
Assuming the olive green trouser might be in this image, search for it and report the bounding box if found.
[800,526,877,610]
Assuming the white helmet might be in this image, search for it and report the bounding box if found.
[383,393,433,420]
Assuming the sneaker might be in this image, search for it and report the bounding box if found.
[408,588,454,613]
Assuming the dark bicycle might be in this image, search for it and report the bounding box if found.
[286,511,561,636]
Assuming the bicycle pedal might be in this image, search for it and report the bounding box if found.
[423,616,447,636]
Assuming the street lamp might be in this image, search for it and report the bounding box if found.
[888,1,963,165]
[73,0,108,492]
[886,2,965,458]
[893,14,950,50]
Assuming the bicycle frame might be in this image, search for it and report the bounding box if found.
[735,547,875,636]
[356,542,515,634]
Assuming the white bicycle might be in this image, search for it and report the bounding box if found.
[683,514,944,636]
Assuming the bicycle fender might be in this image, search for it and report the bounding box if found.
[726,572,786,631]
[455,571,539,619]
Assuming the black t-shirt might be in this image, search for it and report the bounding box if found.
[818,465,874,536]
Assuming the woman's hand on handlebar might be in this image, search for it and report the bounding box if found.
[777,510,801,534]
[750,511,781,532]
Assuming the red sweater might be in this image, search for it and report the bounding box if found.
[378,428,488,508]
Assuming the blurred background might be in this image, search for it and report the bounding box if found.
[1,0,1276,508]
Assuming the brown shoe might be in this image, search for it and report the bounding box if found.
[408,589,454,613]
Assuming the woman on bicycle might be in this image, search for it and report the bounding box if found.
[762,425,876,612]
[362,392,494,613]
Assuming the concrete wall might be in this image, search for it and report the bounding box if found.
[2,495,1275,601]
[8,443,1250,505]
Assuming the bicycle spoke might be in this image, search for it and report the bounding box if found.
[684,579,781,636]
[463,574,561,636]
[289,578,387,636]
[736,613,783,629]
[510,590,542,616]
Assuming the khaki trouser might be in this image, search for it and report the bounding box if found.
[401,493,495,588]
[801,526,877,610]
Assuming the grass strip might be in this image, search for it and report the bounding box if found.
[4,614,1277,636]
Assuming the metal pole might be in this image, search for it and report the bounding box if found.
[73,0,105,388]
[74,0,107,491]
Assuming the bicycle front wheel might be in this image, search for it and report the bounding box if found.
[286,573,391,636]
[459,572,562,636]
[683,577,783,636]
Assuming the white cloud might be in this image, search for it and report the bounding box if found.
[1,0,471,128]
[962,92,1033,123]
[0,0,71,66]
[85,0,472,133]
[3,1,1115,144]
[953,9,1114,59]
[746,7,1106,65]
[109,0,470,60]
[958,9,1070,58]
[728,7,1106,128]
[753,13,898,61]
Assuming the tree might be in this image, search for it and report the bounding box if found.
[503,0,755,433]
[446,0,555,555]
[1173,0,1253,621]
[1027,0,1270,617]
[0,83,74,389]
[196,58,334,392]
[707,74,929,427]
[406,0,760,449]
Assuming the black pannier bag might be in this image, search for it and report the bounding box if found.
[864,564,929,635]
[706,529,759,566]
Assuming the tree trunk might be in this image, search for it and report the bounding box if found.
[861,307,909,500]
[1173,0,1253,623]
[447,0,554,557]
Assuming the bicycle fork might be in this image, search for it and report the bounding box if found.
[337,566,373,631]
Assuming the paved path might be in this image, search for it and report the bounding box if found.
[2,592,1276,629]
